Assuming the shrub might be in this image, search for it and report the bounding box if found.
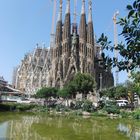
[82,100,94,112]
[133,110,140,119]
[0,103,16,111]
[29,105,48,112]
[0,103,39,112]
[55,104,67,112]
[74,110,82,116]
[92,110,107,117]
[15,104,36,111]
[103,100,120,114]
[97,100,105,109]
[74,100,83,110]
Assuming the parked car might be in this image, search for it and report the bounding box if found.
[116,100,128,107]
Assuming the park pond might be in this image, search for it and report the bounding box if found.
[0,113,140,140]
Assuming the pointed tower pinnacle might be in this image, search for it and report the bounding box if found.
[87,0,94,44]
[81,0,85,15]
[88,0,92,23]
[65,0,70,14]
[55,0,62,48]
[57,0,62,22]
[63,0,71,41]
[79,0,86,40]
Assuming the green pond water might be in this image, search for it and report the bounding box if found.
[0,113,140,140]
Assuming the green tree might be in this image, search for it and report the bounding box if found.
[57,87,71,108]
[61,73,96,99]
[35,87,58,99]
[66,81,77,98]
[100,87,116,99]
[130,71,140,95]
[68,72,96,98]
[124,80,135,110]
[115,85,128,99]
[97,0,140,71]
[57,87,70,99]
[100,84,128,99]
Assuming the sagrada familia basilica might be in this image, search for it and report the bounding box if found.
[13,0,114,95]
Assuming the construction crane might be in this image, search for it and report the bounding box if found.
[113,11,119,86]
[50,0,57,47]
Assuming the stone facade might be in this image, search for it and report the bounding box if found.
[14,0,114,95]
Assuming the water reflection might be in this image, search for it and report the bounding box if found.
[0,114,140,140]
[0,122,8,140]
[117,123,140,140]
[7,116,46,140]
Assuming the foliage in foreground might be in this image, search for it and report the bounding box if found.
[103,100,120,114]
[97,0,140,71]
[132,109,140,119]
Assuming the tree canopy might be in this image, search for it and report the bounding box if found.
[100,84,128,99]
[35,87,58,99]
[57,87,70,98]
[67,72,96,96]
[58,72,96,98]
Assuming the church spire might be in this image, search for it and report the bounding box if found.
[88,0,92,23]
[65,0,70,14]
[87,0,94,44]
[55,0,62,50]
[57,0,62,22]
[79,0,86,40]
[63,0,71,41]
[81,0,85,15]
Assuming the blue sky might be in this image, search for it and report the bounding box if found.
[0,0,132,84]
